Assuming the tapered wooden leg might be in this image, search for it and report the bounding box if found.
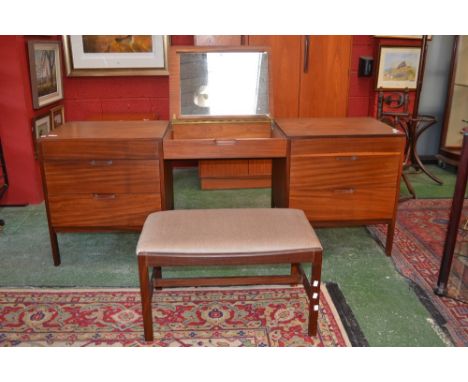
[138,256,154,342]
[308,254,322,336]
[49,229,61,266]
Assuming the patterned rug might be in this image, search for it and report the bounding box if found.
[0,284,359,347]
[368,199,468,346]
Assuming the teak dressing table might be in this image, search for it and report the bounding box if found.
[39,46,405,265]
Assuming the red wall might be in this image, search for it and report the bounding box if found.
[0,35,193,206]
[348,35,423,117]
[0,35,62,205]
[64,36,193,121]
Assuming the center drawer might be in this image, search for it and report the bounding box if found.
[44,160,160,194]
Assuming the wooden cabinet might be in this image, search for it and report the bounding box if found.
[196,35,353,189]
[39,120,168,265]
[438,35,468,166]
[247,35,352,118]
[276,117,405,256]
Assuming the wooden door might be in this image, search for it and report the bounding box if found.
[299,35,352,117]
[248,35,302,118]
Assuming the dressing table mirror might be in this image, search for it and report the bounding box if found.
[178,51,270,117]
[164,46,286,160]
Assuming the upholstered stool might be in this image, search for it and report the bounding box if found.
[136,208,323,342]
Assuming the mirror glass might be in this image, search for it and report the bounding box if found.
[179,52,269,117]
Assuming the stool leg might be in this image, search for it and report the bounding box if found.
[308,254,322,336]
[138,256,154,342]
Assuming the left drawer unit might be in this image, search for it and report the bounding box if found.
[38,121,169,266]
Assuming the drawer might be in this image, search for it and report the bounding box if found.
[291,137,405,157]
[290,154,401,190]
[289,187,396,221]
[163,137,287,159]
[48,193,161,228]
[40,139,159,160]
[44,160,160,194]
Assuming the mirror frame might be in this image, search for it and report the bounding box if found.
[169,45,274,121]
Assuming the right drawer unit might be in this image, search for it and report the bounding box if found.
[289,137,404,223]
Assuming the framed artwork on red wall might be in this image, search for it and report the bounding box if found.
[31,113,51,158]
[376,46,422,90]
[62,35,169,77]
[27,41,64,109]
[50,105,65,130]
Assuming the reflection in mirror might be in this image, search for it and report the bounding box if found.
[179,52,269,117]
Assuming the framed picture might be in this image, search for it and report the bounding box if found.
[376,46,422,90]
[62,35,169,76]
[32,113,51,157]
[50,105,65,130]
[28,41,64,109]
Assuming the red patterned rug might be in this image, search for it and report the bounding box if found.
[368,199,468,346]
[0,284,354,347]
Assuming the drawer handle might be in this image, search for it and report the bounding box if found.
[214,139,238,146]
[93,193,116,200]
[90,160,113,166]
[333,188,355,194]
[335,156,358,161]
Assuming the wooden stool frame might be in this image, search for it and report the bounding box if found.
[138,251,322,342]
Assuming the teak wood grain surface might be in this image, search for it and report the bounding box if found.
[276,117,405,256]
[39,121,168,266]
[38,114,405,263]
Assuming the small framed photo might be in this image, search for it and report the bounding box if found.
[50,105,65,130]
[27,40,64,109]
[32,113,51,157]
[376,46,422,90]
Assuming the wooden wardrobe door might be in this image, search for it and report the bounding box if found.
[299,35,352,117]
[248,35,302,117]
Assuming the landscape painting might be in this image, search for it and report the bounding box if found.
[63,35,169,76]
[28,41,63,109]
[82,35,153,53]
[376,46,422,90]
[35,49,57,96]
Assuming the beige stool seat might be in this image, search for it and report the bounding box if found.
[137,208,323,342]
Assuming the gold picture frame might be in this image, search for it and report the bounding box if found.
[62,35,169,77]
[50,105,65,130]
[28,40,64,109]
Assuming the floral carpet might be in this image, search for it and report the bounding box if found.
[0,284,352,347]
[368,199,468,346]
